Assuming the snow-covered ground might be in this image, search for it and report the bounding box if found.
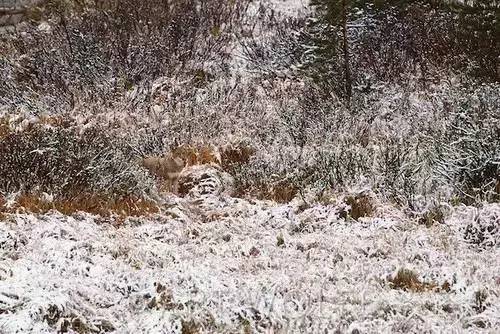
[1,193,498,333]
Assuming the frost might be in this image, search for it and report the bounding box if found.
[0,0,499,332]
[1,199,499,333]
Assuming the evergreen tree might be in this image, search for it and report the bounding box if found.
[302,0,498,100]
[307,0,361,102]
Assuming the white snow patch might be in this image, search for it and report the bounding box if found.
[0,199,499,333]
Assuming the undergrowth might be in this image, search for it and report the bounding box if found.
[0,0,498,211]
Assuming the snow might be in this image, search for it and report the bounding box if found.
[0,0,499,332]
[265,0,309,17]
[1,196,499,333]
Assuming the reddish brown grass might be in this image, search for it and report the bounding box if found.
[269,182,299,203]
[388,269,452,293]
[345,193,375,220]
[0,193,159,220]
[220,143,256,170]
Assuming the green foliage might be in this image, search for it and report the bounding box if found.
[301,0,499,98]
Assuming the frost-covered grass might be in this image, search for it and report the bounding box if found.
[1,195,499,333]
[0,1,499,332]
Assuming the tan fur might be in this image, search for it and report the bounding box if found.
[171,144,221,166]
[141,155,185,193]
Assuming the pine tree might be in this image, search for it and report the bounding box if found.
[302,0,498,98]
[306,0,371,102]
[309,0,354,102]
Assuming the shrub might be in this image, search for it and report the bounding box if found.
[220,141,256,172]
[463,205,500,249]
[1,0,498,212]
[0,121,155,203]
[389,269,437,292]
[344,191,376,220]
[433,85,500,204]
[0,0,248,114]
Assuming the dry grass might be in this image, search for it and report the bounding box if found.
[181,320,200,334]
[388,269,446,293]
[0,118,10,140]
[0,193,159,220]
[345,192,376,220]
[220,143,256,170]
[235,179,299,204]
[269,182,299,203]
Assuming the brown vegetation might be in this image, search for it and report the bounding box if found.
[234,178,299,204]
[220,142,256,171]
[345,192,376,220]
[268,181,299,203]
[389,269,436,292]
[0,193,159,219]
[0,117,11,140]
[388,269,452,293]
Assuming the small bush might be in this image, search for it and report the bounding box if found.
[463,205,499,248]
[1,0,246,114]
[0,119,159,217]
[181,320,200,334]
[220,141,256,172]
[389,269,437,292]
[0,122,154,198]
[433,85,500,204]
[344,191,376,220]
